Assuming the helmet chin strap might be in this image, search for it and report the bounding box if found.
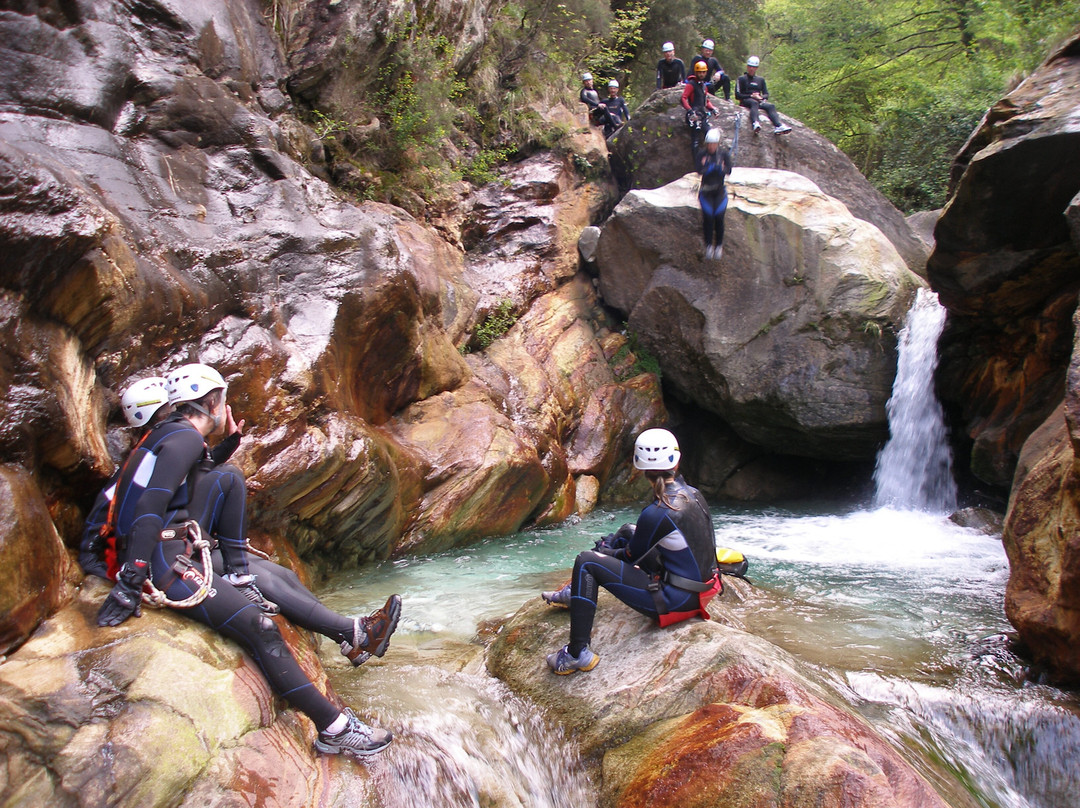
[188,401,223,431]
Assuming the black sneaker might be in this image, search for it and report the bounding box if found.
[314,708,392,757]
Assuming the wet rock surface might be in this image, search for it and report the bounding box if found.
[488,582,954,808]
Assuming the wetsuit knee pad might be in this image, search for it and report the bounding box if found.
[246,610,289,659]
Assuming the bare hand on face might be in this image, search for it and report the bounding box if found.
[224,405,245,437]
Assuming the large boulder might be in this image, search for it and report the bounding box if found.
[595,168,922,461]
[608,90,928,274]
[488,586,953,807]
[929,34,1080,488]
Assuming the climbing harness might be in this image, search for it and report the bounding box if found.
[141,520,215,609]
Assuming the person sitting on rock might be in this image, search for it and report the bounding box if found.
[541,428,721,674]
[81,373,393,668]
[94,362,401,758]
[601,79,630,138]
[656,41,686,89]
[682,60,718,151]
[736,56,791,134]
[697,39,730,101]
[696,127,734,261]
[579,72,605,126]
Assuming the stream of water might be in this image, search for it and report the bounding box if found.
[320,507,1080,808]
[313,290,1080,807]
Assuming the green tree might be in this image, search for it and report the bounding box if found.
[760,0,1080,210]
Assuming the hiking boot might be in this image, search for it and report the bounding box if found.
[704,245,715,260]
[752,120,761,133]
[314,708,392,757]
[341,594,401,665]
[775,124,792,134]
[546,645,599,675]
[715,245,723,260]
[541,584,571,608]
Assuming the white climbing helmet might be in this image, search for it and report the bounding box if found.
[608,79,619,88]
[747,56,760,67]
[633,428,681,471]
[582,72,593,82]
[705,128,722,144]
[120,376,170,427]
[702,39,715,50]
[166,363,227,405]
[662,42,675,53]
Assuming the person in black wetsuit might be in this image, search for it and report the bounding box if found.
[697,39,730,101]
[601,79,630,138]
[579,73,604,126]
[696,126,734,260]
[656,42,686,89]
[736,56,791,134]
[94,363,401,757]
[542,428,720,674]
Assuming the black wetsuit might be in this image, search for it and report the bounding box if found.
[698,55,731,100]
[107,413,343,731]
[656,57,686,89]
[695,143,734,250]
[579,85,604,126]
[602,94,630,137]
[736,71,782,127]
[566,476,717,655]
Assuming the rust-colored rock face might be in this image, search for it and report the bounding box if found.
[0,0,653,658]
[0,466,78,656]
[929,36,1080,489]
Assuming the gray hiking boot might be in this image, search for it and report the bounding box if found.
[314,708,392,757]
[541,584,571,608]
[546,645,600,675]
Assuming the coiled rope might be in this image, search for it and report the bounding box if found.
[142,521,214,609]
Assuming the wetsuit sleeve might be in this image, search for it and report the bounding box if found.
[676,60,686,83]
[735,75,749,101]
[759,78,768,99]
[723,149,733,175]
[125,428,205,563]
[656,60,663,89]
[210,431,240,465]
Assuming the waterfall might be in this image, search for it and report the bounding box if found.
[873,287,957,513]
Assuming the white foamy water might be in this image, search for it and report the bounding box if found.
[874,288,958,512]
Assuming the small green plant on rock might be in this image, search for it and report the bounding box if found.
[610,327,662,381]
[471,299,519,350]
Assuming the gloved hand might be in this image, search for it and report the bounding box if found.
[223,572,279,615]
[97,560,148,626]
[78,534,110,579]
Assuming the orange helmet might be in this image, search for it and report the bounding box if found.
[694,60,708,75]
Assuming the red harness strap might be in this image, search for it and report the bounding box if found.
[657,573,723,628]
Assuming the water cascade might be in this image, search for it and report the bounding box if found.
[873,287,957,512]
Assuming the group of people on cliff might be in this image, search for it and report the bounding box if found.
[579,39,791,262]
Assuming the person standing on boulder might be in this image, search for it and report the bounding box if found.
[682,60,718,152]
[736,56,791,134]
[94,362,401,758]
[541,429,720,674]
[656,42,686,89]
[697,39,730,101]
[579,72,604,126]
[696,127,734,260]
[601,79,630,138]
